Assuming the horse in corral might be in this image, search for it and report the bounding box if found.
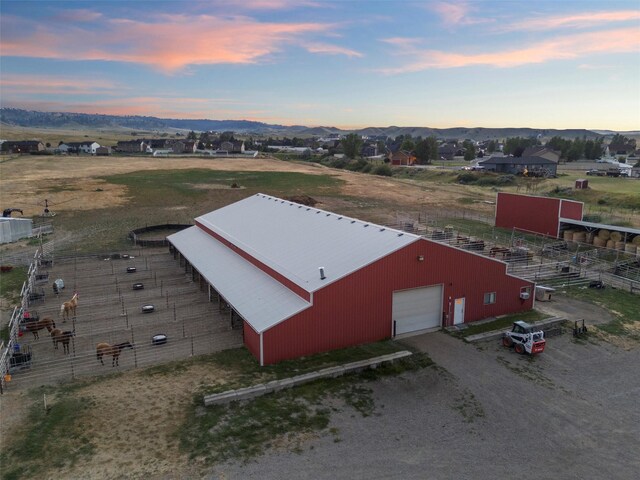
[96,342,133,367]
[24,317,56,340]
[51,328,75,354]
[60,292,79,322]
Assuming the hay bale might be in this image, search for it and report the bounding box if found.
[593,236,606,247]
[632,235,640,246]
[598,229,610,240]
[610,231,622,242]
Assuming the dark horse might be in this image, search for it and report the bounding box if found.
[96,342,133,367]
[24,317,56,340]
[51,328,75,354]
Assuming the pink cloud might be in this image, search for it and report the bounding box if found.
[379,27,640,73]
[429,2,486,26]
[1,13,341,72]
[303,42,363,57]
[505,10,640,31]
[227,0,323,10]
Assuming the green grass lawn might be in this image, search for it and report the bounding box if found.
[47,169,344,253]
[560,286,640,337]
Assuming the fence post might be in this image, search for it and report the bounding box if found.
[191,335,194,356]
[132,329,137,368]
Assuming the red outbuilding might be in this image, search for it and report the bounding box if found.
[169,194,535,365]
[495,192,583,238]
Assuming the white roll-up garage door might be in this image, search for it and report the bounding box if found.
[392,285,443,335]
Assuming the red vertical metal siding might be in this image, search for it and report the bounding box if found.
[496,193,560,237]
[261,239,534,364]
[560,199,583,220]
[243,322,260,361]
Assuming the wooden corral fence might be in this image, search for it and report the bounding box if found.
[1,247,243,392]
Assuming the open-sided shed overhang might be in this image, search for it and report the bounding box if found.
[168,226,311,334]
[559,218,640,237]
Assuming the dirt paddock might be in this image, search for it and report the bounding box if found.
[10,247,243,389]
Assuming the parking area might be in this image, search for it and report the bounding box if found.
[10,247,243,388]
[214,300,640,479]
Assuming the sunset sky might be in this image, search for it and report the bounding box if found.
[1,0,639,130]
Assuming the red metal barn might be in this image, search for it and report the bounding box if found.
[495,192,583,238]
[169,194,534,365]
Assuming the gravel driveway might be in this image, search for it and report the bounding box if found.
[212,305,640,479]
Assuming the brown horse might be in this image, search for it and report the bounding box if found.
[60,292,79,322]
[24,317,56,340]
[51,328,75,354]
[96,342,133,367]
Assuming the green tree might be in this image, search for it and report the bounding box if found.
[341,133,363,159]
[504,136,537,156]
[463,140,476,161]
[220,131,235,142]
[487,140,496,153]
[187,130,198,141]
[400,137,415,151]
[414,139,431,164]
[426,136,438,161]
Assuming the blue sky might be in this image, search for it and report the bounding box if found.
[1,0,639,130]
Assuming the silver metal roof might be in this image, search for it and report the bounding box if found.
[168,226,311,333]
[195,193,421,292]
[560,218,640,236]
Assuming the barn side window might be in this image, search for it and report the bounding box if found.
[484,292,496,305]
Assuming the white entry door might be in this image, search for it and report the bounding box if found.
[453,297,465,325]
[392,285,443,336]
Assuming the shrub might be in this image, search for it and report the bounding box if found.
[373,164,392,177]
[329,159,347,169]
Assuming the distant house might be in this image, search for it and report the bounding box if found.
[1,140,45,153]
[116,140,147,153]
[95,146,111,156]
[361,144,378,157]
[58,141,100,154]
[438,144,457,160]
[522,146,561,163]
[389,150,416,166]
[144,139,171,150]
[171,140,198,154]
[219,141,245,153]
[607,142,636,158]
[478,156,558,177]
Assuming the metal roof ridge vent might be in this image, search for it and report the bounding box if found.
[380,228,386,232]
[350,220,356,224]
[363,224,369,227]
[319,267,326,280]
[326,213,331,217]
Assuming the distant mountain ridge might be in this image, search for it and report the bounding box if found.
[0,108,623,140]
